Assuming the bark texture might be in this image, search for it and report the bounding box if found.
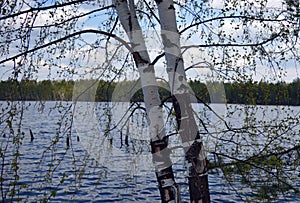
[114,0,179,202]
[154,0,211,202]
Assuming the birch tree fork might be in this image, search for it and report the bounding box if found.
[154,0,210,202]
[114,0,180,202]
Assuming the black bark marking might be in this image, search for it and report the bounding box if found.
[172,93,210,202]
[128,14,132,31]
[132,52,149,64]
[29,129,34,142]
[66,135,70,148]
[168,4,175,10]
[151,137,179,202]
[186,142,210,202]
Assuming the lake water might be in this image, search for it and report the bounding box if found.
[0,101,299,202]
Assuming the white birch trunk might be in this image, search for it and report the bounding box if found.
[155,0,211,202]
[114,0,179,202]
[115,0,164,141]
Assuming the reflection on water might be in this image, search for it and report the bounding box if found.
[0,101,299,202]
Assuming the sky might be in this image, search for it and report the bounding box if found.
[0,0,299,83]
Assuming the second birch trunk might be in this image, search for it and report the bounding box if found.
[154,0,211,202]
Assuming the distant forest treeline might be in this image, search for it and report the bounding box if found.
[0,79,300,105]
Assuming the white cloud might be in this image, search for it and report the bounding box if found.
[209,0,284,10]
[209,0,224,9]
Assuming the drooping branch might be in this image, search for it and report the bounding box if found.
[0,29,132,65]
[210,144,300,194]
[104,102,146,134]
[0,0,91,21]
[209,144,300,170]
[3,6,115,33]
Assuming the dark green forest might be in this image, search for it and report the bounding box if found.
[0,79,300,105]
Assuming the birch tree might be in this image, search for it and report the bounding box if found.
[114,0,180,201]
[154,0,210,202]
[0,0,299,202]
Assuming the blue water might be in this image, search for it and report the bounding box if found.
[0,101,299,202]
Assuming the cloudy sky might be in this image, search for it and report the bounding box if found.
[0,0,299,82]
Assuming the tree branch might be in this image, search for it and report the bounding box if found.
[11,6,114,31]
[0,0,92,21]
[181,33,280,49]
[0,29,132,65]
[142,0,160,24]
[150,53,165,65]
[209,144,300,170]
[179,15,291,34]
